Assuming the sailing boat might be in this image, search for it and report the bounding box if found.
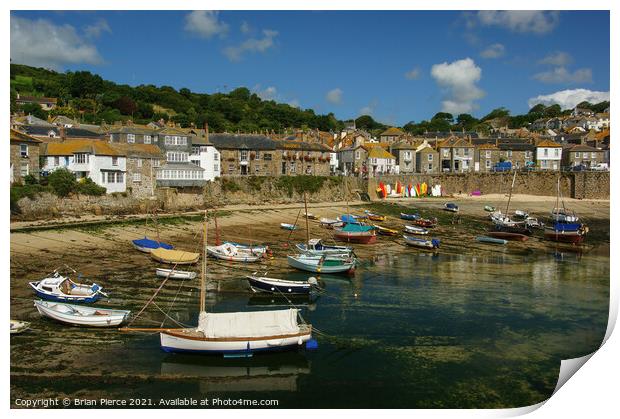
[159,211,313,355]
[490,170,531,236]
[545,178,588,244]
[132,210,173,253]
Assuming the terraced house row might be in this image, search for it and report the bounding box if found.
[9,117,332,196]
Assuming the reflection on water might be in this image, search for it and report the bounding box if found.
[10,243,609,408]
[161,353,310,393]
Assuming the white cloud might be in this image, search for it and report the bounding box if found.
[84,19,111,39]
[480,43,505,59]
[240,21,251,34]
[539,51,572,66]
[476,11,559,34]
[223,29,278,62]
[404,67,421,80]
[184,11,229,39]
[326,88,343,105]
[533,67,593,84]
[10,16,103,69]
[254,85,278,101]
[527,89,609,110]
[430,58,485,114]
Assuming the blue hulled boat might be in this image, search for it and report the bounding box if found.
[246,275,318,295]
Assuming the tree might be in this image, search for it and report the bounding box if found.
[456,113,479,130]
[179,87,192,98]
[48,168,77,197]
[113,96,138,116]
[543,104,561,117]
[67,71,104,98]
[355,115,386,131]
[481,107,510,121]
[20,103,48,120]
[528,104,545,114]
[431,112,454,123]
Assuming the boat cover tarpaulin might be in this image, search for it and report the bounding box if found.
[133,237,173,250]
[341,223,374,232]
[553,223,581,231]
[197,309,300,338]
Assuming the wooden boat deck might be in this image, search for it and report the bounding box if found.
[160,324,312,342]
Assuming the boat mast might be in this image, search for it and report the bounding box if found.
[505,170,517,216]
[200,210,207,313]
[304,191,310,246]
[154,208,161,244]
[555,177,560,217]
[214,210,221,246]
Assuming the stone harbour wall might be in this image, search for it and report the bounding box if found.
[370,171,610,200]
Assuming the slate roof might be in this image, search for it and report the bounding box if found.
[535,139,562,148]
[380,127,405,136]
[497,143,535,151]
[10,129,42,144]
[20,125,104,139]
[159,162,204,171]
[106,125,160,135]
[208,133,277,150]
[109,143,164,159]
[367,147,396,160]
[565,144,600,153]
[275,140,331,152]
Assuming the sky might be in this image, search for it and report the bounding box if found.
[10,10,610,125]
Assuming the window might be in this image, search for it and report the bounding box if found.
[165,136,171,145]
[554,149,560,157]
[132,173,141,183]
[544,148,548,157]
[144,135,151,144]
[355,151,361,160]
[75,153,89,164]
[191,160,200,166]
[101,173,106,183]
[20,144,28,157]
[127,134,135,143]
[228,164,235,174]
[107,172,115,183]
[507,150,513,157]
[112,157,119,166]
[290,162,296,173]
[463,148,469,156]
[117,172,124,183]
[166,152,189,162]
[264,153,272,161]
[485,150,491,158]
[486,159,491,168]
[192,146,200,155]
[137,158,142,168]
[240,150,248,161]
[404,151,411,159]
[575,152,580,158]
[214,163,219,172]
[428,154,433,162]
[152,159,160,167]
[428,163,433,171]
[54,157,60,166]
[20,162,29,177]
[153,136,158,143]
[443,149,450,157]
[255,151,261,160]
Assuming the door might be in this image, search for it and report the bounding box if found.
[281,162,287,175]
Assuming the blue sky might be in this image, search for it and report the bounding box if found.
[10,10,610,125]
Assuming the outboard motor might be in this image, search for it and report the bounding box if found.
[431,239,441,249]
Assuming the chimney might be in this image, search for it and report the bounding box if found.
[204,122,209,143]
[59,126,66,141]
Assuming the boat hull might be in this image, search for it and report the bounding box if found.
[476,236,508,245]
[403,235,440,249]
[287,255,355,274]
[247,277,311,295]
[544,230,585,244]
[333,232,377,244]
[160,328,312,354]
[34,300,130,327]
[156,268,197,280]
[207,248,262,263]
[486,231,528,241]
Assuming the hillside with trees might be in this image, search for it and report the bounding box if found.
[11,64,609,136]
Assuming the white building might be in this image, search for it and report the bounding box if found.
[329,151,339,174]
[535,140,562,171]
[367,146,398,176]
[190,140,221,181]
[41,140,127,193]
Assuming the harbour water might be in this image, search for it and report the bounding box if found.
[10,235,609,408]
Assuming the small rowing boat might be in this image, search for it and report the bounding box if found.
[223,242,269,255]
[373,225,398,236]
[304,213,318,220]
[151,248,200,265]
[281,223,298,231]
[476,236,508,245]
[10,320,30,335]
[246,275,318,295]
[156,268,197,280]
[207,243,263,263]
[364,210,386,221]
[486,231,529,241]
[400,212,419,221]
[484,205,496,212]
[404,225,429,235]
[411,217,437,228]
[544,223,587,244]
[403,235,440,249]
[34,300,131,327]
[319,218,344,229]
[444,203,459,213]
[295,239,352,256]
[287,254,356,274]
